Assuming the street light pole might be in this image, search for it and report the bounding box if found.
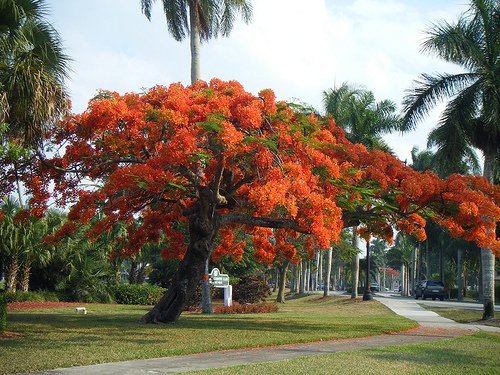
[363,240,373,301]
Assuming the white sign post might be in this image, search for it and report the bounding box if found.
[224,285,232,307]
[209,268,232,307]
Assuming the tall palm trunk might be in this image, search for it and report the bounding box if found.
[17,261,31,292]
[5,255,19,292]
[425,241,430,279]
[323,247,333,297]
[189,6,201,84]
[128,261,139,284]
[318,251,323,288]
[272,268,278,292]
[457,248,463,301]
[312,251,318,290]
[201,259,213,314]
[410,247,417,296]
[400,263,405,296]
[276,261,289,303]
[481,150,495,319]
[299,260,305,294]
[137,263,146,284]
[351,227,359,298]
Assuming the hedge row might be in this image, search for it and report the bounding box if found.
[113,284,166,305]
[2,291,60,303]
[1,274,273,307]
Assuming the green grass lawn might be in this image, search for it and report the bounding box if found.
[0,295,415,374]
[424,306,500,328]
[189,332,500,375]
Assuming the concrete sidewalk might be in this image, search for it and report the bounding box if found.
[374,295,500,333]
[32,326,471,375]
[30,296,498,375]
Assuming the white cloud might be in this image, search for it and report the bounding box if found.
[48,0,469,161]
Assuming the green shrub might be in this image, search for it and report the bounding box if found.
[0,295,6,334]
[2,291,60,303]
[113,283,166,305]
[233,275,271,304]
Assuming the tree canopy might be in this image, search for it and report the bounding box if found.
[1,79,498,322]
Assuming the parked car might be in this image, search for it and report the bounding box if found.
[370,282,379,292]
[414,280,445,301]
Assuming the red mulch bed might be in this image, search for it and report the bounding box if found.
[7,302,83,310]
[0,331,24,339]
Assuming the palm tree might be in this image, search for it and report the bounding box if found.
[387,232,415,296]
[323,83,402,298]
[323,82,402,153]
[141,0,252,84]
[402,0,498,319]
[0,0,70,147]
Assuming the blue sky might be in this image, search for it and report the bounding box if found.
[47,0,470,161]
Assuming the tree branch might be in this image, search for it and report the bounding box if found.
[220,213,309,234]
[210,155,226,204]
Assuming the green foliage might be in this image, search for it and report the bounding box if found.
[113,283,166,305]
[402,0,498,177]
[0,294,6,334]
[233,275,271,304]
[323,82,402,153]
[2,290,59,303]
[0,0,70,145]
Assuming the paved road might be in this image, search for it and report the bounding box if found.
[30,294,499,375]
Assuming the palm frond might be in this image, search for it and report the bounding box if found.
[422,18,485,71]
[216,0,253,38]
[160,0,188,41]
[426,83,482,176]
[140,0,155,20]
[402,72,478,131]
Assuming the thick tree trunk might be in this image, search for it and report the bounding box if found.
[189,7,201,84]
[5,255,19,292]
[17,261,31,292]
[323,247,332,297]
[351,227,360,298]
[276,261,289,303]
[141,192,218,323]
[457,248,463,301]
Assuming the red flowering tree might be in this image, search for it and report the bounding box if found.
[2,79,498,323]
